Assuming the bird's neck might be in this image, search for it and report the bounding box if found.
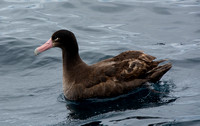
[61,48,87,90]
[62,48,82,69]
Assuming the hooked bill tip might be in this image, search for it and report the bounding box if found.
[34,48,39,56]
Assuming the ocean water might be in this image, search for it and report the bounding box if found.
[0,0,200,126]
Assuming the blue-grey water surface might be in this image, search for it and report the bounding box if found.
[0,0,200,126]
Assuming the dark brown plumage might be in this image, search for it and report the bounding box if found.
[34,29,172,100]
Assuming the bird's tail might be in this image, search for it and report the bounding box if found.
[146,62,172,83]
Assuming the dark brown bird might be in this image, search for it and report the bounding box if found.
[34,29,172,100]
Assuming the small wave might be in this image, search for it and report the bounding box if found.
[89,3,131,13]
[0,36,61,76]
[80,51,113,64]
[148,116,200,126]
[3,0,69,3]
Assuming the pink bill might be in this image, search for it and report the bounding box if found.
[34,38,53,55]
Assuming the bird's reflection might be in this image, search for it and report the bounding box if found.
[57,81,176,120]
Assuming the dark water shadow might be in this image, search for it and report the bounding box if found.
[57,81,176,120]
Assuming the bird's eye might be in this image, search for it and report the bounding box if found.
[54,37,60,42]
